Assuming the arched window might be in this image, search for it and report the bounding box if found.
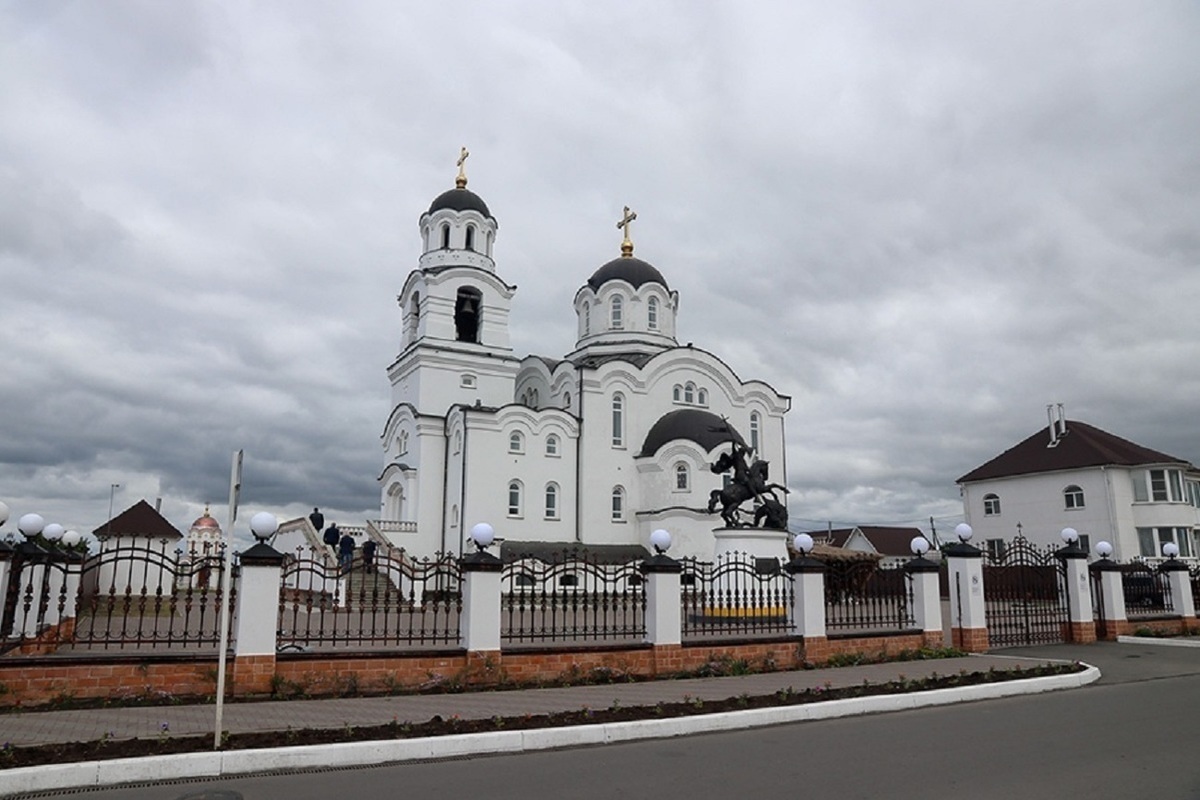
[397,431,409,455]
[508,481,523,517]
[453,430,462,455]
[465,225,475,252]
[648,297,659,330]
[983,493,1001,516]
[697,388,707,406]
[546,434,559,456]
[563,392,571,409]
[440,223,451,249]
[684,382,695,404]
[673,385,682,402]
[405,293,420,344]
[486,230,493,256]
[582,301,590,336]
[454,287,482,343]
[611,486,625,521]
[675,462,690,491]
[611,296,623,329]
[545,483,559,519]
[750,412,761,453]
[1064,485,1085,509]
[611,393,624,447]
[509,431,524,453]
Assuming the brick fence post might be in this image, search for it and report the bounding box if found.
[1056,543,1095,643]
[232,542,286,695]
[1160,557,1197,629]
[460,549,503,655]
[640,552,682,674]
[904,554,943,648]
[785,553,827,664]
[943,541,988,652]
[1089,556,1127,639]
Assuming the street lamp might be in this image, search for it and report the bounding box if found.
[470,522,495,553]
[249,511,279,543]
[43,523,65,543]
[650,529,672,555]
[910,536,931,557]
[954,523,973,543]
[1095,540,1113,560]
[793,532,814,555]
[62,529,81,548]
[18,513,45,540]
[1162,541,1180,560]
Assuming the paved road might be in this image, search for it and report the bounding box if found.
[21,642,1200,800]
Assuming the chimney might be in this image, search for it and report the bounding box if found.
[155,497,162,512]
[1057,403,1067,438]
[1047,404,1057,445]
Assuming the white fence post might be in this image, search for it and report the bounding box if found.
[904,555,943,647]
[785,555,827,662]
[1161,558,1197,621]
[1089,557,1127,639]
[1056,545,1096,642]
[641,554,682,647]
[944,542,989,652]
[460,550,502,653]
[230,542,286,696]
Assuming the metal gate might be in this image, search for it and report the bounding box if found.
[982,535,1071,647]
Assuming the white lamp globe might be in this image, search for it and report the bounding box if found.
[1163,542,1180,559]
[649,529,672,554]
[18,513,45,538]
[0,501,9,527]
[954,523,973,542]
[1095,541,1113,558]
[42,523,65,541]
[910,536,930,556]
[1060,527,1079,545]
[470,522,495,549]
[62,529,81,547]
[793,533,814,554]
[249,511,279,541]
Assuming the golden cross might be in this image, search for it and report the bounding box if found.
[616,206,637,256]
[455,146,470,188]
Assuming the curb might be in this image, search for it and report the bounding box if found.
[1116,635,1200,648]
[0,665,1100,797]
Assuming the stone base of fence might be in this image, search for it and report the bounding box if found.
[231,655,277,696]
[13,618,76,656]
[1063,620,1097,644]
[1111,615,1200,638]
[951,627,989,652]
[0,655,220,707]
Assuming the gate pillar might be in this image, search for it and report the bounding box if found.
[0,542,11,631]
[1089,557,1126,640]
[944,541,988,652]
[785,554,828,662]
[232,542,286,695]
[1160,558,1197,627]
[1056,545,1095,643]
[904,555,943,648]
[460,550,503,653]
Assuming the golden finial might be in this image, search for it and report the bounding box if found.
[617,206,637,257]
[455,146,470,189]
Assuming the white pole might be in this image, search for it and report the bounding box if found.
[213,449,243,749]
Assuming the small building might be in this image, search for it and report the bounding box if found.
[87,500,185,595]
[957,407,1200,562]
[807,526,932,568]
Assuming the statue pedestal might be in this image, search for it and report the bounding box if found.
[712,527,791,561]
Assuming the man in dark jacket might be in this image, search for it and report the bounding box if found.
[338,532,355,573]
[309,507,325,534]
[362,539,377,569]
[323,522,339,549]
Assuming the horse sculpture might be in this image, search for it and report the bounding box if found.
[706,439,789,529]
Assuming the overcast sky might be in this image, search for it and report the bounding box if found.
[2,1,1198,545]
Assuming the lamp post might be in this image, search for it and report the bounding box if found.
[106,484,120,538]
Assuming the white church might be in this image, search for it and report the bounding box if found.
[375,155,791,560]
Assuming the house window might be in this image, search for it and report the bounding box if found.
[1063,485,1084,509]
[983,493,1001,516]
[648,297,658,330]
[1132,470,1148,502]
[559,574,579,587]
[507,481,523,517]
[750,413,761,453]
[611,296,623,329]
[1137,527,1155,557]
[985,539,1007,561]
[1151,470,1169,502]
[546,434,559,456]
[611,393,624,447]
[1141,468,1186,503]
[514,572,535,587]
[675,463,690,491]
[509,431,524,453]
[1077,534,1091,554]
[545,483,559,519]
[611,486,625,521]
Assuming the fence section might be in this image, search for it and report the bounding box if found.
[1121,562,1173,617]
[680,553,793,640]
[277,547,461,651]
[824,561,914,633]
[500,554,645,645]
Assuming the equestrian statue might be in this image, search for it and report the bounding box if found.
[705,420,789,530]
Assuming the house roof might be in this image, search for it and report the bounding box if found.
[92,500,184,539]
[957,420,1190,484]
[811,526,927,557]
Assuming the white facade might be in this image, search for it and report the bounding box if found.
[959,412,1200,562]
[376,170,790,560]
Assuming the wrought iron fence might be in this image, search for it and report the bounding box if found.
[680,553,793,640]
[277,546,461,650]
[1122,561,1174,616]
[1191,566,1200,609]
[823,561,914,633]
[2,539,237,654]
[501,553,645,644]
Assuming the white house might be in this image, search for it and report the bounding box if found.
[808,526,934,568]
[957,406,1200,562]
[374,159,790,560]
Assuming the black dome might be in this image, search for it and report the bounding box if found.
[428,188,492,218]
[638,409,741,457]
[587,256,668,291]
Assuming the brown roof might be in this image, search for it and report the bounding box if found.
[957,420,1190,484]
[92,500,184,539]
[811,526,928,557]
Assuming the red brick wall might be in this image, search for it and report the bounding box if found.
[0,657,220,708]
[951,627,989,652]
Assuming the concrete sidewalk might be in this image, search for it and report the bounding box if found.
[0,653,1055,747]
